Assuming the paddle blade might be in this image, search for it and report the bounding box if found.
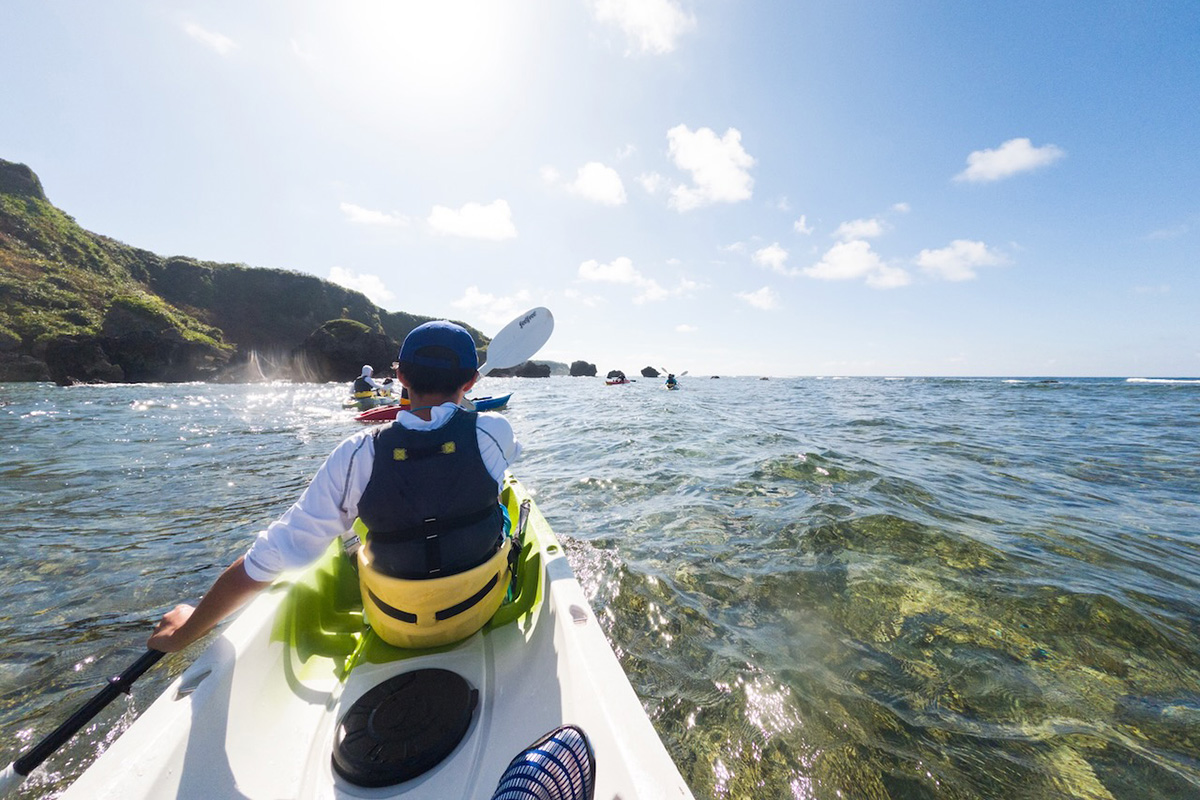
[478,307,554,375]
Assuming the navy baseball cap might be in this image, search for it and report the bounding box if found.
[398,321,479,370]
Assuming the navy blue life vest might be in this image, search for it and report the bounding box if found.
[353,376,375,397]
[356,409,504,579]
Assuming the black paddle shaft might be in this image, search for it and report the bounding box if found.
[12,649,165,777]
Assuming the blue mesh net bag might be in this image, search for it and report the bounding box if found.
[491,724,595,800]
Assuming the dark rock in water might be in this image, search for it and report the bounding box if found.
[570,360,597,377]
[711,375,720,379]
[606,369,626,380]
[0,353,51,382]
[641,366,660,378]
[294,319,398,383]
[514,361,551,378]
[488,360,551,378]
[760,376,770,380]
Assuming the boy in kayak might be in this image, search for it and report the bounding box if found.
[149,321,520,652]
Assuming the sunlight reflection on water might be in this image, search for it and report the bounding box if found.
[1,377,1198,798]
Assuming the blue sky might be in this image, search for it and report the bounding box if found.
[4,1,1197,376]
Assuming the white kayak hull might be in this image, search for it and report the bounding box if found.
[62,476,693,800]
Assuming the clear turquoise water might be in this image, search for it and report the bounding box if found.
[1,377,1198,798]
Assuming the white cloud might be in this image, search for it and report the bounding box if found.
[753,243,793,276]
[1147,224,1188,240]
[540,166,561,185]
[579,256,642,285]
[340,202,409,228]
[866,264,912,289]
[916,240,1006,281]
[563,288,606,308]
[892,202,911,213]
[676,324,698,333]
[427,200,517,240]
[833,217,886,241]
[666,125,756,212]
[588,0,696,55]
[804,240,910,289]
[568,162,627,206]
[955,137,1065,183]
[328,267,396,307]
[615,144,637,160]
[793,215,814,235]
[737,286,778,310]
[450,286,534,327]
[774,196,791,211]
[184,22,236,55]
[637,172,666,194]
[578,257,697,304]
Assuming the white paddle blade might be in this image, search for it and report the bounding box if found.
[478,307,554,375]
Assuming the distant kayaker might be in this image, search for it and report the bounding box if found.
[665,373,677,388]
[352,365,381,398]
[149,320,521,653]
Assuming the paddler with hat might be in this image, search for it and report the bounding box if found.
[149,320,521,652]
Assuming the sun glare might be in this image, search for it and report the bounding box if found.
[321,2,525,113]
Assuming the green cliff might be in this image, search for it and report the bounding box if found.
[0,159,485,384]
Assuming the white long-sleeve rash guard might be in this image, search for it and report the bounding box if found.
[242,404,521,582]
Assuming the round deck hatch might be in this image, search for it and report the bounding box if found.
[332,668,478,787]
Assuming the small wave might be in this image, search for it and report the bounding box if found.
[1126,378,1200,385]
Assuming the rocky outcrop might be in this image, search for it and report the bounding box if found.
[0,161,47,201]
[294,319,398,383]
[0,325,52,381]
[640,366,660,378]
[570,360,597,377]
[44,337,126,384]
[0,158,490,384]
[514,361,551,378]
[490,361,552,378]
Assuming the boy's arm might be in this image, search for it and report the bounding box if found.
[147,556,271,653]
[148,431,374,652]
[476,414,521,483]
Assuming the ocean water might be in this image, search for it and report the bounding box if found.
[0,376,1197,799]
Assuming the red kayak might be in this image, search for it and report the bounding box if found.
[354,393,513,423]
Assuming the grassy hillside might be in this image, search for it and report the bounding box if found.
[0,159,484,383]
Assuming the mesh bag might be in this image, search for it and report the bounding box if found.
[491,724,595,800]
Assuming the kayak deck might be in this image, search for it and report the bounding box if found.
[355,393,512,423]
[61,476,692,799]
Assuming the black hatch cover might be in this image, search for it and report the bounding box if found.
[332,668,478,787]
